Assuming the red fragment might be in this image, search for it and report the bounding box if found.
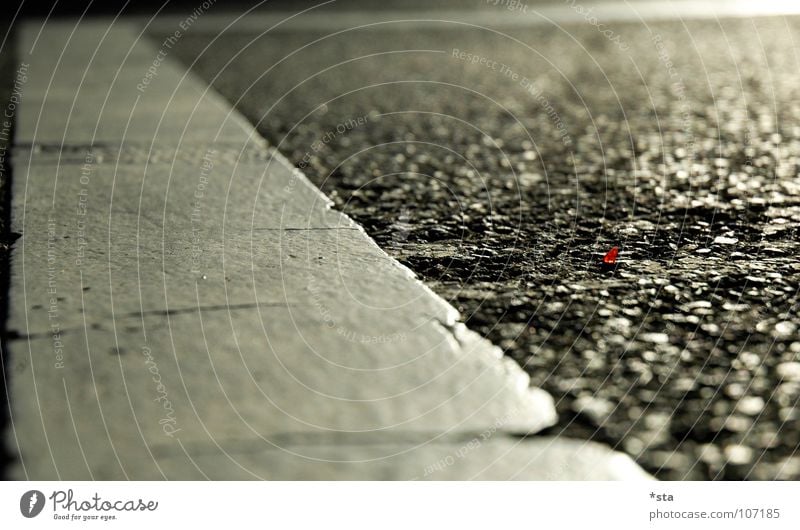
[602,246,619,264]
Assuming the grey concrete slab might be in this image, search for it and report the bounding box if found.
[8,306,555,480]
[4,20,651,480]
[9,158,449,336]
[178,437,652,481]
[17,21,258,146]
[12,152,351,233]
[18,434,651,480]
[19,91,257,146]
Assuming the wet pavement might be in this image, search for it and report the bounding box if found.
[162,12,800,480]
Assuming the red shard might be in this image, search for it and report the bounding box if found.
[602,246,619,264]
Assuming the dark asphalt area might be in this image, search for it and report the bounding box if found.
[159,13,793,480]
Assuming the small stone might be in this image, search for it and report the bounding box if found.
[724,444,753,465]
[641,332,669,344]
[648,451,691,470]
[754,432,780,449]
[725,383,746,398]
[774,457,800,480]
[674,377,697,392]
[608,317,632,330]
[756,320,772,333]
[714,236,738,245]
[777,362,800,382]
[697,443,722,465]
[518,172,542,185]
[638,389,657,403]
[777,382,800,398]
[779,407,799,422]
[775,321,796,337]
[723,302,750,312]
[724,415,752,432]
[572,395,615,424]
[737,352,761,370]
[644,412,671,430]
[736,396,765,415]
[624,437,644,455]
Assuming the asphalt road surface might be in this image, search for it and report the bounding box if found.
[161,7,800,480]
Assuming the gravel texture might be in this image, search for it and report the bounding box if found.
[162,14,800,480]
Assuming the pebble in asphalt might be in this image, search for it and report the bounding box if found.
[164,14,800,480]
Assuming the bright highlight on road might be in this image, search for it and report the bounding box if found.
[724,0,800,16]
[572,0,800,23]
